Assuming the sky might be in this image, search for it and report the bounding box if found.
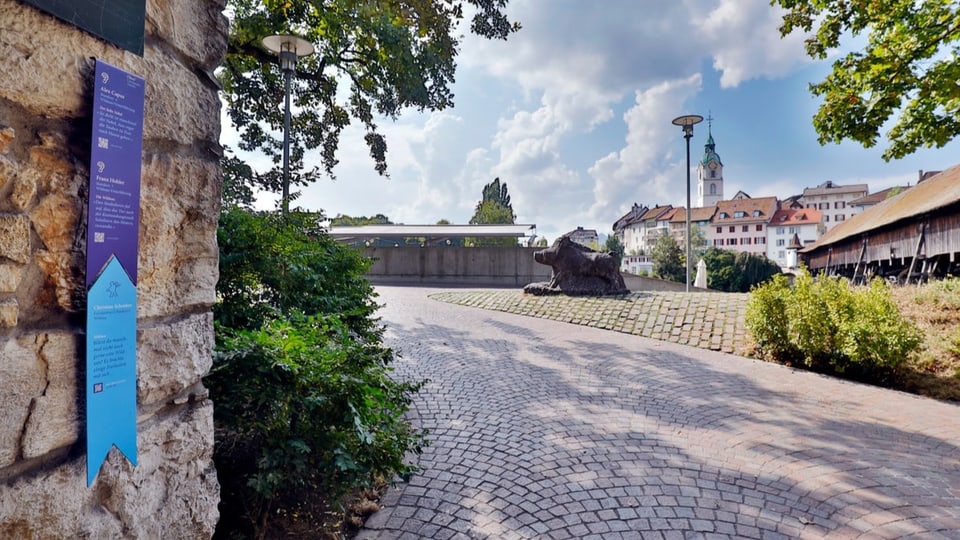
[228,0,960,244]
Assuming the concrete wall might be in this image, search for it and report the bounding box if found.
[0,0,225,536]
[364,246,552,286]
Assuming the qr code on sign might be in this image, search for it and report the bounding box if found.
[98,137,109,149]
[94,232,105,243]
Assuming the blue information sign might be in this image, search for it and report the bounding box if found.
[86,256,138,485]
[85,59,144,486]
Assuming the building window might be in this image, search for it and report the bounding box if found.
[719,212,728,219]
[758,237,766,244]
[840,201,846,208]
[777,227,785,234]
[753,210,761,217]
[727,238,736,245]
[710,171,716,179]
[710,182,716,193]
[776,239,785,246]
[742,225,749,232]
[716,226,722,234]
[778,250,785,258]
[734,211,746,218]
[729,226,735,233]
[788,227,797,234]
[756,224,763,231]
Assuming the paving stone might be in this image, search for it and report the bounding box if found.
[358,286,960,539]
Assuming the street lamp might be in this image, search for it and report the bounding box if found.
[262,34,315,214]
[671,114,703,292]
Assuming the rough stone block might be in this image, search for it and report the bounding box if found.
[136,155,219,318]
[21,333,79,459]
[10,167,37,211]
[0,155,17,191]
[35,250,83,312]
[0,263,22,293]
[0,298,17,327]
[138,312,214,406]
[0,126,13,153]
[30,193,81,252]
[0,335,47,467]
[0,214,30,264]
[146,0,229,70]
[0,402,219,538]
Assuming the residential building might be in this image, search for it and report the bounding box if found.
[669,206,717,251]
[697,129,724,207]
[620,204,673,255]
[766,208,823,268]
[710,192,779,256]
[850,186,911,212]
[800,181,868,231]
[564,226,599,249]
[612,202,648,252]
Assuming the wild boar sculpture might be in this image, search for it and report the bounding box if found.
[524,236,628,296]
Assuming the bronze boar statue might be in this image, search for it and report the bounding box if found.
[524,235,628,296]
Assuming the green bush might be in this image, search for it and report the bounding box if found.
[209,207,426,537]
[208,315,424,533]
[747,267,922,378]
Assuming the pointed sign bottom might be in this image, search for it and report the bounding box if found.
[86,255,138,486]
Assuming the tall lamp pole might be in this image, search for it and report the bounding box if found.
[262,35,315,214]
[671,114,703,292]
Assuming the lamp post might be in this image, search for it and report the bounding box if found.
[262,35,315,214]
[671,114,703,292]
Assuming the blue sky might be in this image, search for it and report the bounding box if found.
[231,0,960,243]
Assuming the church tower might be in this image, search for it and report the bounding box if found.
[697,118,723,207]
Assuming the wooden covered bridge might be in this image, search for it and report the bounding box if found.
[800,164,960,283]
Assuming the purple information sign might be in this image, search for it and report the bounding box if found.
[87,59,145,287]
[85,59,144,486]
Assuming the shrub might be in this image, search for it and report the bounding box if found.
[210,207,426,537]
[208,315,425,534]
[747,267,922,379]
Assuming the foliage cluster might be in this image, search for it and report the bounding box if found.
[649,232,684,283]
[209,207,425,537]
[221,0,518,193]
[747,268,923,380]
[604,235,625,266]
[702,247,781,292]
[773,0,960,160]
[468,177,517,246]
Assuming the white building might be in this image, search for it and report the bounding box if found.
[766,208,823,268]
[697,129,724,207]
[800,181,868,231]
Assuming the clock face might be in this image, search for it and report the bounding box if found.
[709,161,718,170]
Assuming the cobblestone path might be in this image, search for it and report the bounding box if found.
[357,286,960,540]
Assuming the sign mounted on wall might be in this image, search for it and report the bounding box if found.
[20,0,146,56]
[85,59,144,486]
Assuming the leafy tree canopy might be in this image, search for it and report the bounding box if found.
[650,232,684,283]
[774,0,960,160]
[604,234,625,264]
[702,247,781,292]
[221,0,519,196]
[329,213,393,226]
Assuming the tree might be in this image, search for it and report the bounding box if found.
[701,247,781,292]
[221,1,519,197]
[329,213,393,227]
[773,0,960,160]
[604,234,625,265]
[468,178,517,246]
[650,232,684,283]
[689,224,708,259]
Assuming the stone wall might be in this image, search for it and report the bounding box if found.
[0,0,225,537]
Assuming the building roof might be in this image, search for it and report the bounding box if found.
[565,226,598,238]
[770,208,822,227]
[638,204,674,222]
[329,224,536,241]
[660,207,683,221]
[613,203,648,231]
[802,181,869,197]
[713,196,779,224]
[800,164,960,253]
[669,206,717,223]
[849,186,911,207]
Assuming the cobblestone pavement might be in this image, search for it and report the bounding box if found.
[357,286,960,540]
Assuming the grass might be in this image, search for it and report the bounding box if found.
[888,277,960,401]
